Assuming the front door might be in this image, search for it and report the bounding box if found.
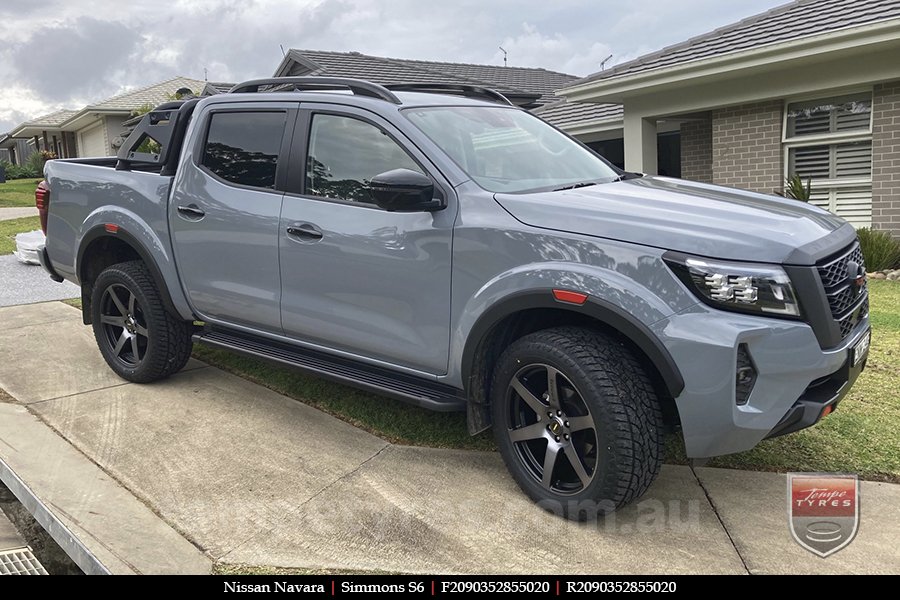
[279,107,454,374]
[170,104,296,332]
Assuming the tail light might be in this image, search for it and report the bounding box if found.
[35,180,49,234]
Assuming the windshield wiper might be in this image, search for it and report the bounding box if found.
[612,171,645,182]
[553,181,600,192]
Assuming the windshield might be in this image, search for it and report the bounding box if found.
[404,105,618,193]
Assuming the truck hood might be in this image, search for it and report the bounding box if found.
[493,176,856,264]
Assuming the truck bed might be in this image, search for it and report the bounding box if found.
[43,159,174,283]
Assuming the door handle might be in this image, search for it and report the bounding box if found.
[286,223,323,241]
[177,204,206,219]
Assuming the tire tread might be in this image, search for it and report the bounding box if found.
[491,326,663,518]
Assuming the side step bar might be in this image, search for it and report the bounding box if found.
[194,329,466,412]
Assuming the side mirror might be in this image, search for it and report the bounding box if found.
[369,168,442,212]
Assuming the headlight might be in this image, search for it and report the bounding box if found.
[664,253,802,318]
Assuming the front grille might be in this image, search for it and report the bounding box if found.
[817,243,865,288]
[839,297,869,338]
[816,241,868,341]
[827,282,867,316]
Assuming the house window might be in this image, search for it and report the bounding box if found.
[783,92,872,228]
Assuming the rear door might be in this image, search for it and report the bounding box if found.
[170,102,297,333]
[278,105,456,374]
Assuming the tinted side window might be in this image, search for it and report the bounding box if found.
[307,114,423,203]
[202,112,286,189]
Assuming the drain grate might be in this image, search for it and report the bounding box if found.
[0,547,48,575]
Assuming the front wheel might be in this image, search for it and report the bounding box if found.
[491,327,663,520]
[91,261,192,383]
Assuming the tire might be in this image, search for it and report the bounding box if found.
[491,326,663,520]
[91,260,192,383]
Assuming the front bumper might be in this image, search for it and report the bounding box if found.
[765,341,866,438]
[653,302,870,458]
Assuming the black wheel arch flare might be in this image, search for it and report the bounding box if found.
[76,225,181,321]
[461,290,686,401]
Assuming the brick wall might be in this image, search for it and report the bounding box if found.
[872,80,900,237]
[711,100,783,194]
[680,116,712,183]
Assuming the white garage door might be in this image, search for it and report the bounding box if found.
[78,123,107,157]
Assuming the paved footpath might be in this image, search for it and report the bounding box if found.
[0,207,38,221]
[0,255,79,307]
[0,301,897,574]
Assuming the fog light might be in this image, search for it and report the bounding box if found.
[735,344,757,406]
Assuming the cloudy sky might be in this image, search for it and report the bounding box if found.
[0,0,785,132]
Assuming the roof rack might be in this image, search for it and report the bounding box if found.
[383,83,514,106]
[229,77,401,104]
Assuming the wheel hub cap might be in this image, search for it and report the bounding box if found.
[548,418,565,436]
[124,314,136,334]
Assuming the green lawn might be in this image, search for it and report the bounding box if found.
[0,216,41,254]
[190,344,495,450]
[0,179,40,208]
[67,281,900,482]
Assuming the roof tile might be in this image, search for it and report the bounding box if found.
[283,50,577,106]
[533,100,623,129]
[23,109,79,127]
[572,0,900,85]
[89,76,206,111]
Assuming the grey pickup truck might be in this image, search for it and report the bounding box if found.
[37,77,870,519]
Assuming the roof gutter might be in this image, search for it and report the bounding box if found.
[560,18,900,103]
[57,108,131,130]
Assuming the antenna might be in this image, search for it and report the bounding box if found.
[600,54,613,70]
[203,67,208,82]
[498,46,508,67]
[279,44,286,57]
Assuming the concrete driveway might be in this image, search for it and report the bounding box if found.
[0,301,897,574]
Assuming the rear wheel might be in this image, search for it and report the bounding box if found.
[91,261,192,383]
[491,326,663,520]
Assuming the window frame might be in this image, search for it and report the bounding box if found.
[781,90,874,226]
[195,106,296,194]
[288,107,440,211]
[781,88,874,145]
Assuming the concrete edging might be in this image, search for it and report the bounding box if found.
[0,458,110,575]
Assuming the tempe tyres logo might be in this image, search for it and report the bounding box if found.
[788,473,859,557]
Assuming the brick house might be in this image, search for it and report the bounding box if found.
[1,77,205,160]
[540,0,900,236]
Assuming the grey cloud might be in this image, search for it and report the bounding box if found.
[0,0,58,17]
[1,0,786,129]
[12,17,137,101]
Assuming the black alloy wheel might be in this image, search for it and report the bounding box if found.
[505,363,598,495]
[98,283,149,368]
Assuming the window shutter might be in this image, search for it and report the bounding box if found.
[808,189,830,212]
[786,94,871,138]
[790,145,830,179]
[834,142,872,179]
[790,111,831,136]
[835,100,871,132]
[807,186,871,228]
[784,93,872,230]
[834,187,872,228]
